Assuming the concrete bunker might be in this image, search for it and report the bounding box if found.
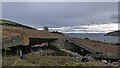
[2,34,58,56]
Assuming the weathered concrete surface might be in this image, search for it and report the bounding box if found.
[60,49,81,57]
[65,38,120,62]
[66,38,102,54]
[2,33,58,49]
[51,39,102,56]
[88,54,120,59]
[87,54,120,63]
[29,38,57,46]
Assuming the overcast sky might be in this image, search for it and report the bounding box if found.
[2,0,119,2]
[2,2,118,27]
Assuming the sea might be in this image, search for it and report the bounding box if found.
[65,33,120,44]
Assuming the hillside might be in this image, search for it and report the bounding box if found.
[106,30,120,36]
[0,19,35,29]
[1,19,64,42]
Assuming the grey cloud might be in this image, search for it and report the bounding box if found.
[2,2,118,27]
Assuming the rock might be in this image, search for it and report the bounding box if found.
[101,60,108,64]
[106,30,120,36]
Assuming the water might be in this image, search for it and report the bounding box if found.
[65,33,120,44]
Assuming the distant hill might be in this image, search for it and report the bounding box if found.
[106,30,120,36]
[0,19,35,29]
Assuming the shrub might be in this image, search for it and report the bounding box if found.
[43,26,49,31]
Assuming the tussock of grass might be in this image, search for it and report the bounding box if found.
[2,54,83,66]
[2,56,19,66]
[2,56,36,66]
[2,53,109,66]
[25,54,82,66]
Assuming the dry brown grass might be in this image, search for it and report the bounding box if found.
[2,26,64,42]
[68,37,120,55]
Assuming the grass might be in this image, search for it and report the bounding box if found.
[0,20,17,25]
[21,54,82,66]
[2,56,36,66]
[2,54,82,66]
[2,53,109,66]
[0,19,35,29]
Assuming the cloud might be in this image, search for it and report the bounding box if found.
[37,23,119,33]
[2,0,119,2]
[2,2,118,27]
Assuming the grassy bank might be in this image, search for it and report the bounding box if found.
[2,53,108,66]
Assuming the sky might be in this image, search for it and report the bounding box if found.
[2,2,118,27]
[2,0,120,2]
[2,2,119,33]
